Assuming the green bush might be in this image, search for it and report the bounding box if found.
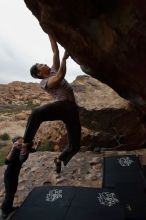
[0,133,10,141]
[38,140,54,152]
[0,144,11,166]
[26,101,39,109]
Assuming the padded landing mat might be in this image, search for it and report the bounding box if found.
[103,155,146,188]
[143,165,146,178]
[116,183,146,220]
[11,186,125,220]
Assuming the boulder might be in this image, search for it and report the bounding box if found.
[73,76,146,150]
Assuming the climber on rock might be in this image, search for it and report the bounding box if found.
[20,34,81,173]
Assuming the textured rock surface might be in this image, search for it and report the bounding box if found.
[73,76,146,150]
[0,150,146,207]
[24,0,146,110]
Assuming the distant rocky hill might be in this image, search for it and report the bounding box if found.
[0,81,51,107]
[0,75,146,152]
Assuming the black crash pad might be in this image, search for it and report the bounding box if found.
[116,183,146,220]
[103,155,146,188]
[11,186,125,220]
[143,165,146,179]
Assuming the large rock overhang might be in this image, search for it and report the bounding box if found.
[24,0,146,109]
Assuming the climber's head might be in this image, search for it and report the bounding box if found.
[30,63,51,79]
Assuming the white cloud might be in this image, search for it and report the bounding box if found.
[0,0,84,84]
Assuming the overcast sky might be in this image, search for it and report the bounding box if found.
[0,0,84,84]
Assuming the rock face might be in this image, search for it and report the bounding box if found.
[73,76,146,150]
[24,0,146,110]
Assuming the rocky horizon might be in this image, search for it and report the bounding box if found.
[0,75,146,152]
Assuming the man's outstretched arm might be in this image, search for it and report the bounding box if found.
[49,34,60,71]
[46,50,69,89]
